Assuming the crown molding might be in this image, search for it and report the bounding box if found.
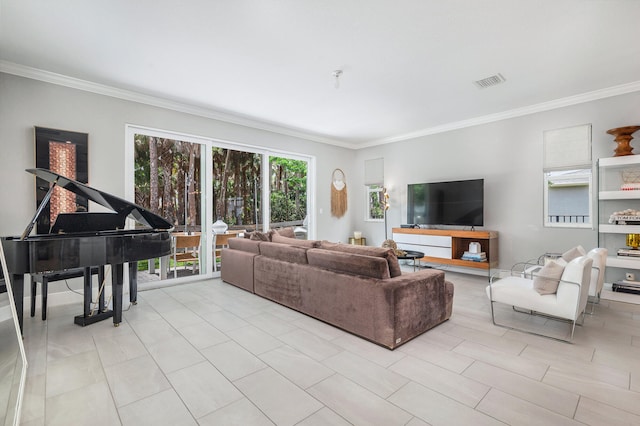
[3,60,640,151]
[0,61,355,149]
[360,80,640,148]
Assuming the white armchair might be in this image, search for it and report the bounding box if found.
[486,255,593,342]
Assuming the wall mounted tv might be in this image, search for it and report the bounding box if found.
[407,179,484,227]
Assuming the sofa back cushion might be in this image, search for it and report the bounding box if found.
[271,233,320,248]
[259,241,309,264]
[318,242,401,278]
[307,249,391,279]
[228,237,261,254]
[273,227,296,238]
[246,230,272,241]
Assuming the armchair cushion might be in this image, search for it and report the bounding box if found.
[561,245,586,262]
[533,259,566,295]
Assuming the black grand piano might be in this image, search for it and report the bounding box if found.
[1,168,173,332]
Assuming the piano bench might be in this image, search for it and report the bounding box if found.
[30,267,100,321]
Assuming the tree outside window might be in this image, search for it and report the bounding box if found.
[366,184,385,221]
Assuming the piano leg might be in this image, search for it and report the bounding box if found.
[83,267,91,316]
[128,262,138,305]
[10,274,24,335]
[98,266,106,313]
[112,263,123,326]
[74,266,113,326]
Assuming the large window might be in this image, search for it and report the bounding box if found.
[127,125,314,283]
[212,148,262,230]
[544,169,592,228]
[134,133,207,280]
[542,124,592,229]
[269,156,308,227]
[366,184,385,221]
[135,135,203,231]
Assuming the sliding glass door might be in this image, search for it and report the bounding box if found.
[128,125,314,283]
[133,132,208,282]
[269,155,308,235]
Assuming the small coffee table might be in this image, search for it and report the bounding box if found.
[397,250,425,271]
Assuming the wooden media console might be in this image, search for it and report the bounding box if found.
[392,228,499,273]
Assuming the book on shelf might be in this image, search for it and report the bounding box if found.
[461,251,487,262]
[612,281,640,294]
[620,279,640,288]
[617,248,640,257]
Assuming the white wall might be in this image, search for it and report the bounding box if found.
[2,71,640,276]
[353,91,640,268]
[0,73,356,242]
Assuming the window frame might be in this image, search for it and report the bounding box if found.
[543,168,593,229]
[365,184,385,222]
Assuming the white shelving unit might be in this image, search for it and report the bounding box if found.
[598,155,640,299]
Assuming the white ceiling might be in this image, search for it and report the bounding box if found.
[1,0,640,148]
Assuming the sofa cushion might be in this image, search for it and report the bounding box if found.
[307,249,391,279]
[259,241,309,264]
[271,233,320,248]
[319,242,402,278]
[247,230,272,241]
[274,227,296,238]
[533,259,566,295]
[228,237,261,254]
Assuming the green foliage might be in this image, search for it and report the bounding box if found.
[270,157,307,223]
[369,187,384,219]
[136,140,308,229]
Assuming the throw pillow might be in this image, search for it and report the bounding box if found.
[249,231,271,241]
[533,259,566,295]
[274,227,296,238]
[561,245,586,262]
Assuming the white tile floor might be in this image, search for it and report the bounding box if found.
[18,268,640,426]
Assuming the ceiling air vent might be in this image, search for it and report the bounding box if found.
[474,73,506,89]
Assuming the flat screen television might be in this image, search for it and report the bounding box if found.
[407,179,484,227]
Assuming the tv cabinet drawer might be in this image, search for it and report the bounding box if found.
[392,233,452,248]
[396,242,452,259]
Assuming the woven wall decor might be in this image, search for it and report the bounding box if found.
[331,168,348,218]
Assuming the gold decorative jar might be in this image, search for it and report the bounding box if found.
[626,233,640,249]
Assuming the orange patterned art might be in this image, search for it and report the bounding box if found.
[48,141,77,225]
[34,127,88,234]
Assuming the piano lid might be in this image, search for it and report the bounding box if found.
[27,168,173,230]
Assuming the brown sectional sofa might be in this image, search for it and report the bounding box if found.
[220,234,454,349]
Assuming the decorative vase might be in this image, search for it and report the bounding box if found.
[626,233,640,249]
[607,125,640,157]
[212,219,228,234]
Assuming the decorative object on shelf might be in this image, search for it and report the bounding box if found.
[607,125,640,157]
[609,209,640,224]
[469,242,481,253]
[622,168,640,190]
[348,237,366,245]
[331,168,348,218]
[353,231,362,239]
[626,233,640,249]
[212,219,228,234]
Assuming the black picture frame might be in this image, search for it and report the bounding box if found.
[35,127,88,234]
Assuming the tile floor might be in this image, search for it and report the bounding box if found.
[18,268,640,425]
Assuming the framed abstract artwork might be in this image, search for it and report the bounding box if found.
[34,127,88,234]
